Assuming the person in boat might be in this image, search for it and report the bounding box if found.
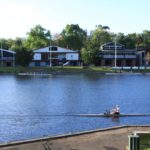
[110,105,120,115]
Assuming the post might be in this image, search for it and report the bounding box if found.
[128,134,140,150]
[13,52,15,67]
[0,41,3,67]
[49,33,52,67]
[114,37,117,67]
[49,46,52,67]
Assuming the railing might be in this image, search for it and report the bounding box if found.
[102,55,136,59]
[48,56,58,59]
[0,57,14,60]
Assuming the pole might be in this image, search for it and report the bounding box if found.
[49,33,52,67]
[114,37,117,67]
[49,46,52,67]
[0,40,3,67]
[13,52,15,67]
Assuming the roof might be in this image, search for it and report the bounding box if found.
[101,42,125,51]
[101,42,124,47]
[0,49,16,54]
[34,46,78,53]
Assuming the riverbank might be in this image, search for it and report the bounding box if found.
[0,125,150,150]
[0,66,150,74]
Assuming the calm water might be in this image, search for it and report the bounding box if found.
[0,74,150,143]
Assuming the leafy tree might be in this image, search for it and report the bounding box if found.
[84,25,111,65]
[0,38,10,50]
[10,37,24,50]
[95,24,110,31]
[24,25,52,50]
[60,24,87,50]
[91,25,111,49]
[123,33,136,49]
[52,33,63,46]
[15,47,33,66]
[142,30,150,50]
[135,34,143,49]
[7,38,15,50]
[81,48,91,65]
[114,33,126,45]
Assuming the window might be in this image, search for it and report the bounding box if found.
[50,46,57,51]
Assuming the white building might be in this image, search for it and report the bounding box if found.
[29,46,80,66]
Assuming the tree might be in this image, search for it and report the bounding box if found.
[0,38,10,50]
[81,48,91,65]
[84,25,111,65]
[15,47,33,66]
[95,24,110,31]
[60,24,87,50]
[10,37,24,50]
[142,30,150,50]
[24,25,52,50]
[124,33,137,49]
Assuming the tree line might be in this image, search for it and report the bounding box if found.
[1,24,150,66]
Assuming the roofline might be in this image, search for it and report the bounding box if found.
[0,49,16,54]
[101,42,124,47]
[33,46,79,52]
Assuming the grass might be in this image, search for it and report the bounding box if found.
[140,134,150,150]
[0,66,114,74]
[0,66,150,74]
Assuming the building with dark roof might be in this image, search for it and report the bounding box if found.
[0,49,15,67]
[99,42,145,66]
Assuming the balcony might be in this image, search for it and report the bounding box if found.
[48,56,58,59]
[124,55,136,58]
[103,55,124,59]
[101,54,136,59]
[0,57,14,60]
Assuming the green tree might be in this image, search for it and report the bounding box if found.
[0,38,10,50]
[15,47,33,66]
[142,30,150,50]
[10,37,24,50]
[123,33,136,49]
[60,24,87,50]
[81,48,91,65]
[84,25,111,65]
[24,24,51,50]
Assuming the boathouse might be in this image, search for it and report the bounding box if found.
[99,42,145,66]
[0,49,16,67]
[29,46,80,67]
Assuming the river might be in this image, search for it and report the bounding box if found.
[0,74,150,142]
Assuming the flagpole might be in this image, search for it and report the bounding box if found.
[49,41,52,67]
[114,36,117,67]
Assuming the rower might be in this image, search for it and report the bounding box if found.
[116,105,120,114]
[110,105,120,115]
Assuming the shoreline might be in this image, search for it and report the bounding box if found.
[1,66,150,75]
[0,125,150,150]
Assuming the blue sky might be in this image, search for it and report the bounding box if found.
[0,0,150,38]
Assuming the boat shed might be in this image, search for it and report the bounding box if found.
[99,42,145,66]
[0,49,16,67]
[30,46,80,67]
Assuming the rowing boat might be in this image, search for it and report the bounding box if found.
[72,113,150,117]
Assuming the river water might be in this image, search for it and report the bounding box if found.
[0,74,150,143]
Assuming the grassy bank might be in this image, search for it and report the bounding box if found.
[0,66,115,74]
[0,66,150,74]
